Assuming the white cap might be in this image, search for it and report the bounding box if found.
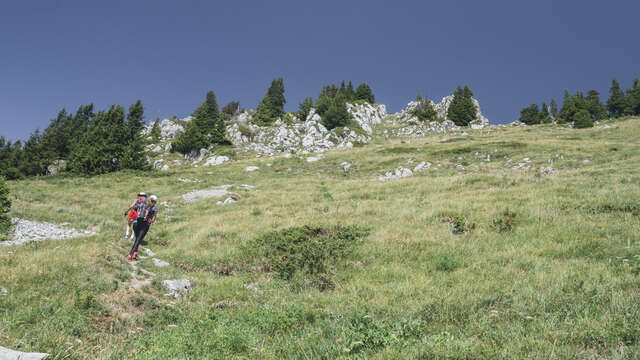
[149,195,158,202]
[138,192,147,197]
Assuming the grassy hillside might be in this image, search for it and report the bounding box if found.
[1,118,640,359]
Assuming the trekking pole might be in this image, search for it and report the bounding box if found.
[123,214,128,239]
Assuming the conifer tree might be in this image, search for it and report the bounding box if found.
[624,77,640,116]
[122,100,148,170]
[607,78,626,117]
[585,90,606,120]
[255,78,286,125]
[448,86,476,126]
[346,81,355,100]
[573,109,594,128]
[0,176,10,239]
[150,118,161,143]
[462,86,477,123]
[519,104,540,125]
[355,83,375,104]
[297,97,313,121]
[322,93,352,129]
[409,95,437,122]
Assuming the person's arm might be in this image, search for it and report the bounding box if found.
[124,202,135,215]
[150,212,157,224]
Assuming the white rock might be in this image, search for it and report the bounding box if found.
[413,161,431,172]
[203,156,230,167]
[161,164,169,172]
[583,159,591,164]
[540,166,556,176]
[181,185,232,203]
[0,287,7,296]
[141,247,155,257]
[172,160,182,166]
[306,154,324,163]
[162,279,191,298]
[341,162,352,171]
[216,197,237,205]
[153,159,164,169]
[152,145,163,153]
[153,258,170,267]
[379,167,413,182]
[0,346,49,360]
[244,166,260,172]
[1,218,96,247]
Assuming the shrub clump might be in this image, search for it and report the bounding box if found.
[243,225,370,283]
[0,176,11,240]
[492,208,518,232]
[437,212,475,234]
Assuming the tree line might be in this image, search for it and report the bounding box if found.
[0,101,149,180]
[519,77,640,128]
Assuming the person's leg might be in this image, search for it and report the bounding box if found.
[129,221,143,256]
[126,218,133,237]
[130,222,149,256]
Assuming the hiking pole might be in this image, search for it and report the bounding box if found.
[123,214,129,239]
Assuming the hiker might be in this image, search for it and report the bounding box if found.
[128,194,158,261]
[124,192,147,239]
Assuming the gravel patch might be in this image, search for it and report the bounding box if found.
[1,218,96,247]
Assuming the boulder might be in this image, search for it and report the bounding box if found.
[306,154,324,163]
[160,164,169,172]
[0,346,48,360]
[244,166,260,172]
[153,258,170,267]
[162,279,191,298]
[181,185,232,203]
[379,167,413,182]
[153,159,164,169]
[203,156,230,167]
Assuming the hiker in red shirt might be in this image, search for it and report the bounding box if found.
[123,192,147,240]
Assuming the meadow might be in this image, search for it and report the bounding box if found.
[1,118,640,359]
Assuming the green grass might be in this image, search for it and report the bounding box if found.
[1,119,640,358]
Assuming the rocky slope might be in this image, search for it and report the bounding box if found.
[142,96,490,168]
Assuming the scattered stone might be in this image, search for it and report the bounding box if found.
[181,185,232,203]
[243,283,263,295]
[160,164,169,172]
[141,247,155,257]
[0,287,6,296]
[217,197,238,205]
[178,178,200,183]
[153,258,170,267]
[1,218,96,247]
[153,159,164,169]
[0,346,49,360]
[583,159,591,164]
[172,160,182,166]
[162,279,191,298]
[413,161,431,172]
[512,163,530,170]
[455,164,465,170]
[244,166,260,172]
[341,162,352,171]
[379,167,413,182]
[306,154,324,163]
[240,184,255,190]
[203,156,230,167]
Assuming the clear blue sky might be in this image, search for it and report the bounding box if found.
[1,0,639,141]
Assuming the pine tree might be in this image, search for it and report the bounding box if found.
[448,86,476,126]
[150,118,161,143]
[255,78,286,125]
[519,104,540,125]
[550,99,559,120]
[461,86,477,123]
[174,90,229,154]
[355,83,375,104]
[573,109,594,128]
[222,101,240,116]
[624,77,640,116]
[297,97,313,121]
[322,93,352,129]
[607,78,626,117]
[0,176,10,239]
[409,97,437,122]
[346,81,355,100]
[122,100,148,170]
[171,122,207,155]
[20,129,48,176]
[585,90,606,120]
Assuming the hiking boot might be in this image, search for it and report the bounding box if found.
[126,254,133,261]
[132,252,138,260]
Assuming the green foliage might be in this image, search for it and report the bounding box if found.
[550,98,559,119]
[539,102,552,123]
[0,176,10,238]
[447,85,477,126]
[67,105,129,175]
[254,78,286,125]
[573,109,594,128]
[243,225,370,282]
[150,118,161,143]
[438,212,475,234]
[297,97,313,121]
[607,78,626,117]
[312,82,368,129]
[492,208,518,232]
[121,100,149,170]
[355,83,375,104]
[322,93,352,129]
[173,90,230,155]
[409,95,438,122]
[585,90,606,120]
[519,104,541,125]
[624,77,640,116]
[221,101,240,116]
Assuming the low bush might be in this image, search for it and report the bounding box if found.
[243,225,370,284]
[0,176,11,239]
[492,208,518,232]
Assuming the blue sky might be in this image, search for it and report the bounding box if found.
[1,0,639,140]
